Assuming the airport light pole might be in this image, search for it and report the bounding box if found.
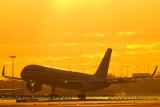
[147,65,150,73]
[126,66,129,77]
[121,65,123,77]
[119,68,122,78]
[136,66,139,73]
[10,56,16,95]
[112,66,115,77]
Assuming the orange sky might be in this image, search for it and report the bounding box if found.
[0,0,160,78]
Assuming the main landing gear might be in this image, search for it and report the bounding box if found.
[78,92,86,100]
[51,87,58,96]
[51,87,86,100]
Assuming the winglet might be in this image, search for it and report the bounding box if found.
[2,66,5,76]
[150,65,158,77]
[2,65,22,80]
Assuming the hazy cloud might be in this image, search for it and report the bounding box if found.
[64,43,79,46]
[64,42,110,47]
[82,51,120,59]
[28,56,70,63]
[126,42,160,49]
[125,50,160,55]
[118,31,135,36]
[37,57,70,62]
[82,33,105,37]
[90,43,110,47]
[0,43,59,48]
[82,53,104,59]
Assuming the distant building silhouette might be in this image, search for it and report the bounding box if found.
[132,73,150,78]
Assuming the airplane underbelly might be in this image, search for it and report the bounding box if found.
[21,70,110,92]
[54,81,110,92]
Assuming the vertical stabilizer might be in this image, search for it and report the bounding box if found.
[94,48,112,79]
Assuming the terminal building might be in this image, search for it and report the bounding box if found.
[132,73,150,78]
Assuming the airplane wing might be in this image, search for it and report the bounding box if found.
[2,66,22,80]
[0,88,23,91]
[107,65,158,84]
[57,65,158,84]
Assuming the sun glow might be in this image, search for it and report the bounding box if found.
[0,0,160,78]
[53,0,75,10]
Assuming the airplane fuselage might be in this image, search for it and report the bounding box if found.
[21,65,111,92]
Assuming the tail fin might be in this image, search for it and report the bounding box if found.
[94,48,112,79]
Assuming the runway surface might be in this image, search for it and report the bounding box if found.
[1,100,160,107]
[0,96,160,106]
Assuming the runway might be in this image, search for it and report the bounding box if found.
[0,96,160,106]
[1,99,160,107]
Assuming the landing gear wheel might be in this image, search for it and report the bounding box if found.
[50,87,58,97]
[78,94,86,100]
[52,87,55,95]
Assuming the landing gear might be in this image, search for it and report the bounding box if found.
[78,92,86,100]
[52,87,56,95]
[51,87,58,97]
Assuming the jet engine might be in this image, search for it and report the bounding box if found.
[26,80,42,93]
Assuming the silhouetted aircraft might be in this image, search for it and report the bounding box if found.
[2,48,158,99]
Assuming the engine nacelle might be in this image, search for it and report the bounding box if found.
[26,80,42,93]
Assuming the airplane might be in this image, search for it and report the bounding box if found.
[2,48,158,100]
